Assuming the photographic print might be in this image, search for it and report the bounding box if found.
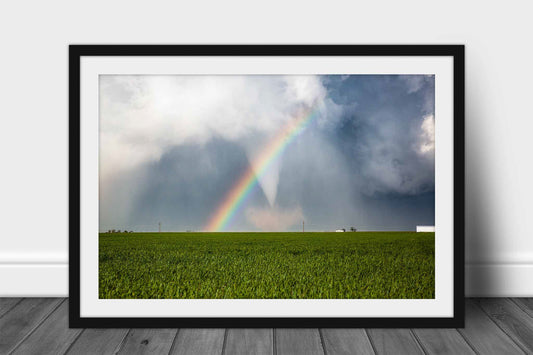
[71,45,464,327]
[99,74,436,300]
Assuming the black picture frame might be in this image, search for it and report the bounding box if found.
[69,45,465,328]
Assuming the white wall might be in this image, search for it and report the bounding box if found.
[1,0,532,296]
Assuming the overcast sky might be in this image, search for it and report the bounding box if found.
[99,74,435,232]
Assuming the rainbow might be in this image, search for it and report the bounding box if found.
[204,106,319,232]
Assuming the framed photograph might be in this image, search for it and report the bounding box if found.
[70,45,464,327]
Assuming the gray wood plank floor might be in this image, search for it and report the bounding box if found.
[1,298,532,354]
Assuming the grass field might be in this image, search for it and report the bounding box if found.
[99,232,434,299]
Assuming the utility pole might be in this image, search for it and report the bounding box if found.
[158,222,161,233]
[303,220,305,233]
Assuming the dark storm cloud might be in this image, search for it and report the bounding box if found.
[101,139,270,232]
[99,75,435,232]
[322,75,435,196]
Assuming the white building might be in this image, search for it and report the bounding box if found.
[335,229,346,232]
[416,225,435,232]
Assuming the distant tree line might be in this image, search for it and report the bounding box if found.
[106,229,134,233]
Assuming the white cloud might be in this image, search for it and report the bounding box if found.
[401,75,433,94]
[245,205,304,231]
[356,112,435,196]
[339,75,350,81]
[419,114,435,154]
[99,75,327,188]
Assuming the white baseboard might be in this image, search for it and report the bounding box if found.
[0,264,68,297]
[1,260,532,297]
[465,263,533,297]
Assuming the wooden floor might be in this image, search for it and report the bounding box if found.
[1,299,533,354]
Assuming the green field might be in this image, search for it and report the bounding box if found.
[99,232,434,299]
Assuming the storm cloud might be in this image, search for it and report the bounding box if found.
[99,75,435,232]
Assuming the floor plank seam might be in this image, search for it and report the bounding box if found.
[0,298,23,319]
[270,328,274,355]
[7,298,66,355]
[114,328,133,354]
[62,328,85,355]
[317,329,328,355]
[221,328,229,355]
[476,300,529,355]
[510,298,533,319]
[363,329,378,355]
[167,328,180,355]
[272,329,277,355]
[455,328,481,355]
[502,298,533,354]
[409,329,429,355]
